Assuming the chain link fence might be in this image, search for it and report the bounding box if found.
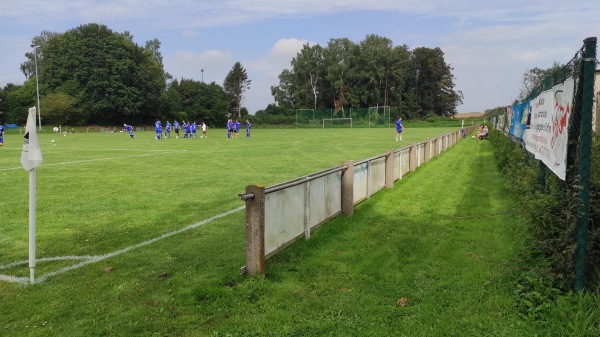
[490,37,598,291]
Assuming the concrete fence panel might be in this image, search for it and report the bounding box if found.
[353,162,369,203]
[264,184,305,257]
[417,142,426,167]
[393,149,402,181]
[369,157,386,195]
[400,148,410,176]
[308,172,342,231]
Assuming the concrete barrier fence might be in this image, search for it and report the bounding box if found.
[240,126,476,276]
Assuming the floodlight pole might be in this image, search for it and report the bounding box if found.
[201,69,204,83]
[31,44,42,131]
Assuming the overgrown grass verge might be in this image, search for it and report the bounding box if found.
[489,129,599,337]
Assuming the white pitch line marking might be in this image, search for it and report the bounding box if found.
[0,206,245,285]
[0,255,99,271]
[0,150,187,171]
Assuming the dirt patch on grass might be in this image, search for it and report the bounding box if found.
[455,112,485,119]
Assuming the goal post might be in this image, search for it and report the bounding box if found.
[368,106,391,128]
[322,118,353,129]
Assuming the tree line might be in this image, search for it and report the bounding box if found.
[0,23,464,127]
[268,35,463,119]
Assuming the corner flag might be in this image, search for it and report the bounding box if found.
[21,107,43,171]
[21,107,43,284]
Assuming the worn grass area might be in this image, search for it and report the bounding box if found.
[0,128,536,336]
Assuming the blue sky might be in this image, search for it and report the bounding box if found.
[1,0,598,114]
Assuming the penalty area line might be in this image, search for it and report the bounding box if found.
[0,206,245,285]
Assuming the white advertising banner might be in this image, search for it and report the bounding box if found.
[524,76,575,180]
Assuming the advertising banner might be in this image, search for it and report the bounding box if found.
[523,76,574,180]
[509,100,530,141]
[505,106,513,134]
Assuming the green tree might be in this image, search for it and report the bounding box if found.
[256,103,289,116]
[40,92,85,126]
[166,79,228,127]
[198,82,229,126]
[40,23,167,124]
[165,80,183,117]
[271,35,416,115]
[223,62,251,119]
[274,35,462,118]
[291,44,325,109]
[518,62,564,100]
[0,87,5,124]
[144,38,173,95]
[271,69,297,110]
[1,81,39,125]
[355,35,395,107]
[21,30,58,80]
[386,45,412,112]
[410,47,462,117]
[323,38,356,114]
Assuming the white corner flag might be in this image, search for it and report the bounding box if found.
[21,107,43,284]
[21,107,43,171]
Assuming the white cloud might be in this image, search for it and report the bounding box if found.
[266,38,312,71]
[166,50,234,84]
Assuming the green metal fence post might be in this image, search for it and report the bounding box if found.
[574,36,596,291]
[538,160,546,192]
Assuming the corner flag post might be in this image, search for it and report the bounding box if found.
[29,162,37,284]
[21,107,43,284]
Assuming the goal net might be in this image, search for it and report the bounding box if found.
[368,106,391,128]
[322,118,353,129]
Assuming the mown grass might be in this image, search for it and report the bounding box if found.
[0,126,544,336]
[2,127,446,264]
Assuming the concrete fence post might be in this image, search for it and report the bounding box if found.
[244,184,265,276]
[434,137,441,156]
[424,139,432,162]
[341,160,354,216]
[304,181,311,239]
[442,135,448,152]
[409,143,418,172]
[385,150,394,188]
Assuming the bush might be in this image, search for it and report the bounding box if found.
[489,129,599,291]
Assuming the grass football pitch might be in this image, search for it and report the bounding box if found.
[0,127,457,282]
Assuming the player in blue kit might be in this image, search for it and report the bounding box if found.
[191,122,197,138]
[246,119,251,138]
[155,120,162,140]
[123,123,135,139]
[235,119,241,138]
[182,121,190,138]
[165,121,171,138]
[395,117,403,141]
[173,120,180,138]
[227,119,234,138]
[0,124,4,146]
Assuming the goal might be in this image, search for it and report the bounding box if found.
[368,106,391,128]
[322,118,353,129]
